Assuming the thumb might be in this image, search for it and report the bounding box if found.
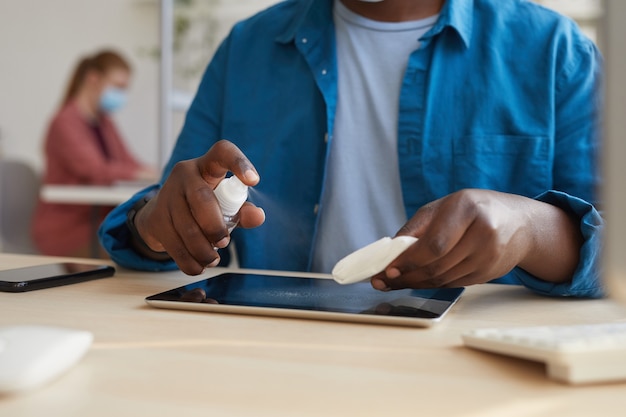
[198,140,260,188]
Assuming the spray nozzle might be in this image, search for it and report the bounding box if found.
[213,175,249,216]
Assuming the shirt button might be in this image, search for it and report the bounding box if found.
[313,204,319,215]
[321,69,327,75]
[301,38,308,44]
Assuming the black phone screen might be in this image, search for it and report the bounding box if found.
[0,263,116,292]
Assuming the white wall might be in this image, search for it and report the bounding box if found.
[0,0,161,172]
[0,0,281,175]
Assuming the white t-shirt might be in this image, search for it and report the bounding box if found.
[312,0,438,272]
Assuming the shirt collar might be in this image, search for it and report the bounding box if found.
[425,0,473,49]
[275,0,328,44]
[276,0,473,48]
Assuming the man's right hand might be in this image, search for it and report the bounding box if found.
[132,140,265,275]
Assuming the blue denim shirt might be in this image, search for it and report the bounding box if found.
[99,0,604,297]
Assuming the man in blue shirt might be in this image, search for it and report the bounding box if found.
[99,0,603,297]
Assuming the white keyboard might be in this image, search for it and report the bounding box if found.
[462,322,626,384]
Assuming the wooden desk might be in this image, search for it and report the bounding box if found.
[1,253,626,417]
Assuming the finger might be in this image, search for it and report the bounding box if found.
[441,272,487,288]
[171,207,222,266]
[199,140,260,187]
[162,160,228,246]
[193,141,261,236]
[371,275,391,291]
[185,182,230,246]
[378,216,515,290]
[158,217,209,276]
[392,195,478,272]
[384,221,478,284]
[166,195,221,274]
[383,257,476,290]
[380,209,504,290]
[238,203,266,229]
[187,193,264,240]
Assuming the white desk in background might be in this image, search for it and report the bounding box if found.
[39,184,147,256]
[40,184,146,206]
[1,253,626,417]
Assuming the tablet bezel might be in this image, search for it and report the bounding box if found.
[145,271,464,328]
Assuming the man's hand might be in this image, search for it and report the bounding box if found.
[133,140,265,275]
[371,189,582,291]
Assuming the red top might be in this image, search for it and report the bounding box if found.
[31,102,143,256]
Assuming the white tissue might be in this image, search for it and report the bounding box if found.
[331,236,418,285]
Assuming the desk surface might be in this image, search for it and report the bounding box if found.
[40,184,145,205]
[1,253,626,417]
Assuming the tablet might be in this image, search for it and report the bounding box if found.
[145,272,464,327]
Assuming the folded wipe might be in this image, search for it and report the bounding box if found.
[331,236,418,285]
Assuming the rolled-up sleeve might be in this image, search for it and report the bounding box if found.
[513,190,604,298]
[98,185,179,271]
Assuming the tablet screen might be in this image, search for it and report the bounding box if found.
[146,272,464,321]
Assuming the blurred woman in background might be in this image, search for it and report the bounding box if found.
[32,49,157,258]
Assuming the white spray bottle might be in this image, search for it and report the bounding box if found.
[213,175,249,232]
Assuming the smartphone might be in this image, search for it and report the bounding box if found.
[146,272,464,327]
[0,263,116,292]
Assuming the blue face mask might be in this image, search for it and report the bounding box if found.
[99,87,127,113]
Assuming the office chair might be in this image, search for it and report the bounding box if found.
[0,159,41,254]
